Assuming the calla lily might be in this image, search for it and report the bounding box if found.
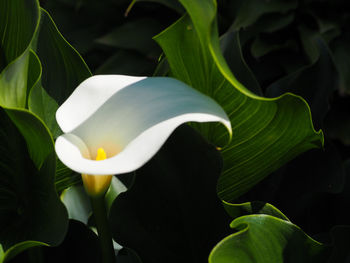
[55,75,231,181]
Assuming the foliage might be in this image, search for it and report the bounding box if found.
[1,0,350,262]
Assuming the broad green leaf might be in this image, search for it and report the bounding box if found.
[27,7,91,191]
[26,49,42,102]
[55,158,81,194]
[154,0,323,201]
[0,0,39,69]
[34,9,91,105]
[209,214,330,263]
[152,56,170,77]
[0,241,48,263]
[61,177,126,224]
[105,177,127,212]
[4,108,53,169]
[0,108,68,250]
[220,31,262,96]
[1,4,92,191]
[61,185,91,225]
[0,0,40,108]
[0,1,68,256]
[27,50,61,138]
[28,83,61,138]
[223,200,289,221]
[0,51,30,108]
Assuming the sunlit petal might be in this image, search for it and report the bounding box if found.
[56,75,146,133]
[55,75,231,175]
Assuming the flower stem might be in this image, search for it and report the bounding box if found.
[90,194,116,263]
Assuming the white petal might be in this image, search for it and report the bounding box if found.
[55,75,231,175]
[56,75,146,133]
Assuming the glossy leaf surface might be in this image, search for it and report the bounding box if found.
[0,0,39,69]
[209,215,329,263]
[155,0,323,201]
[34,9,91,105]
[0,108,68,250]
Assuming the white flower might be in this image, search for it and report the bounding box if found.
[55,75,231,178]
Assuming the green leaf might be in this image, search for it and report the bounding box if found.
[61,177,126,225]
[55,158,81,194]
[220,30,262,95]
[61,185,91,225]
[4,108,53,169]
[223,201,289,221]
[0,51,30,108]
[154,0,323,201]
[0,0,40,69]
[0,1,70,258]
[34,8,91,105]
[1,2,90,111]
[0,108,68,250]
[105,177,127,212]
[27,51,61,138]
[26,49,42,101]
[209,215,330,263]
[27,7,91,190]
[152,56,170,77]
[0,0,41,108]
[1,4,91,192]
[0,241,48,263]
[28,83,61,138]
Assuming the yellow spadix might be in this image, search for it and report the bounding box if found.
[82,148,113,197]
